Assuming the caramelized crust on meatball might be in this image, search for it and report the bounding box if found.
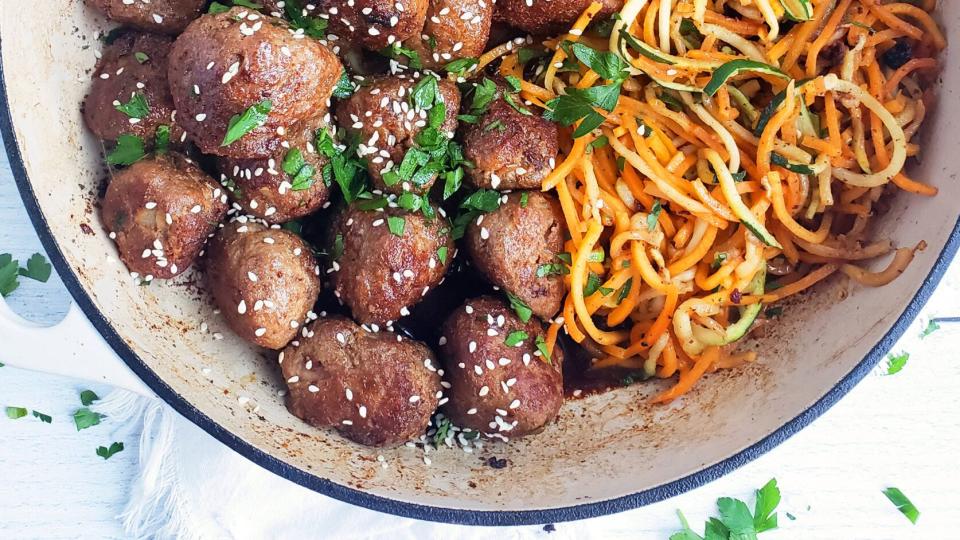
[101,153,228,280]
[439,296,563,438]
[84,32,184,146]
[465,191,566,320]
[168,8,342,158]
[494,0,622,35]
[217,125,331,223]
[206,220,321,349]
[282,316,442,447]
[408,0,493,70]
[322,0,428,51]
[330,202,453,325]
[335,75,460,193]
[85,0,205,34]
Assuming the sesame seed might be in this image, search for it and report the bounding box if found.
[254,327,267,337]
[237,300,247,314]
[409,395,421,403]
[287,375,300,383]
[478,386,489,396]
[358,406,367,418]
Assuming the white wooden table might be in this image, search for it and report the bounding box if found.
[1,132,959,539]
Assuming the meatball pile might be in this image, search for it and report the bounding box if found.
[84,0,574,449]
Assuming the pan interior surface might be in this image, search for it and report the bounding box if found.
[1,1,958,522]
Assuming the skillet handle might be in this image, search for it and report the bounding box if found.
[0,295,154,396]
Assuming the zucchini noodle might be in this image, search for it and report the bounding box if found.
[495,0,944,402]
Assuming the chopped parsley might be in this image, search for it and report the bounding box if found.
[536,262,569,278]
[331,233,344,261]
[73,407,103,431]
[115,92,149,119]
[535,335,552,363]
[282,148,316,191]
[647,199,662,231]
[315,128,369,203]
[283,0,327,38]
[5,407,27,420]
[461,189,502,213]
[155,124,171,154]
[670,478,781,539]
[32,410,52,423]
[617,278,633,302]
[133,51,149,64]
[483,119,506,133]
[506,292,533,323]
[583,272,603,296]
[107,134,145,166]
[18,253,51,283]
[586,135,609,153]
[884,351,909,375]
[443,168,464,200]
[517,47,548,65]
[504,330,529,347]
[331,70,355,99]
[436,246,448,265]
[0,254,20,297]
[919,319,940,339]
[380,42,422,69]
[96,442,125,460]
[543,42,629,137]
[445,57,478,77]
[520,192,529,207]
[387,215,406,237]
[882,487,920,524]
[432,417,452,446]
[222,99,272,147]
[80,390,100,406]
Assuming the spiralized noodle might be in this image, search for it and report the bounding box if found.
[492,0,943,402]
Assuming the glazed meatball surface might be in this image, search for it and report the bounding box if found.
[465,192,566,320]
[217,125,330,223]
[282,317,442,447]
[101,153,227,281]
[462,88,559,190]
[335,75,460,194]
[408,0,493,70]
[439,296,563,438]
[84,32,184,145]
[330,203,453,325]
[86,0,205,34]
[322,0,428,51]
[168,8,342,158]
[495,0,622,35]
[206,220,321,349]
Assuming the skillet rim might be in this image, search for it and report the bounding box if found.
[2,43,959,527]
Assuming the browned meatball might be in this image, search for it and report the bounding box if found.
[217,125,331,223]
[494,0,622,35]
[320,0,428,51]
[101,153,228,281]
[330,203,453,325]
[281,317,441,446]
[439,296,563,438]
[86,0,205,34]
[335,75,459,194]
[407,0,493,70]
[206,220,321,349]
[168,8,342,159]
[462,91,559,190]
[84,32,184,146]
[465,192,566,320]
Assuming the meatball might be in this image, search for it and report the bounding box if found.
[84,32,184,146]
[206,220,321,349]
[462,89,559,190]
[330,202,453,325]
[495,0,622,35]
[439,296,563,437]
[217,125,331,223]
[168,8,342,159]
[335,75,459,193]
[465,192,566,319]
[408,0,493,70]
[101,153,228,281]
[320,0,428,51]
[85,0,205,34]
[281,317,441,446]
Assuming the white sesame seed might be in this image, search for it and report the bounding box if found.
[254,327,267,337]
[478,386,489,396]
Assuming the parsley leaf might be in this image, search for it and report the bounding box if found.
[506,292,533,323]
[0,254,20,297]
[282,148,316,191]
[331,233,344,261]
[920,319,940,339]
[647,199,662,231]
[96,442,125,460]
[753,478,780,533]
[115,93,149,119]
[671,478,782,539]
[107,134,145,166]
[536,262,569,278]
[445,57,478,77]
[380,42,422,69]
[155,124,170,154]
[331,70,355,99]
[884,351,909,375]
[436,246,448,265]
[432,417,452,446]
[535,335,551,363]
[460,189,501,213]
[883,487,920,524]
[222,99,272,147]
[410,75,439,111]
[568,42,629,81]
[5,406,28,419]
[387,215,406,237]
[520,192,529,207]
[134,51,149,64]
[443,168,464,200]
[518,47,548,65]
[32,410,52,423]
[73,407,103,431]
[617,278,633,302]
[283,0,327,38]
[504,330,529,347]
[18,253,51,283]
[583,272,602,296]
[80,390,100,406]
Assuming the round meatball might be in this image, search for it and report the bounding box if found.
[206,220,321,349]
[335,75,460,194]
[281,317,441,446]
[330,203,453,325]
[168,8,342,159]
[439,296,563,438]
[462,88,559,190]
[408,0,493,70]
[84,32,184,146]
[320,0,428,51]
[465,192,566,320]
[217,125,331,223]
[101,153,228,281]
[85,0,205,34]
[495,0,622,35]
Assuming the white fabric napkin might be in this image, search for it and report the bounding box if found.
[92,391,643,540]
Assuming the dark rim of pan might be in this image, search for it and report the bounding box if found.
[2,49,959,527]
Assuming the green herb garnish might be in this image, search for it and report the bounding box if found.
[504,330,529,347]
[222,99,272,147]
[115,93,149,119]
[884,351,909,375]
[387,216,406,237]
[73,408,103,431]
[506,292,533,323]
[882,487,919,524]
[107,134,145,166]
[96,442,125,460]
